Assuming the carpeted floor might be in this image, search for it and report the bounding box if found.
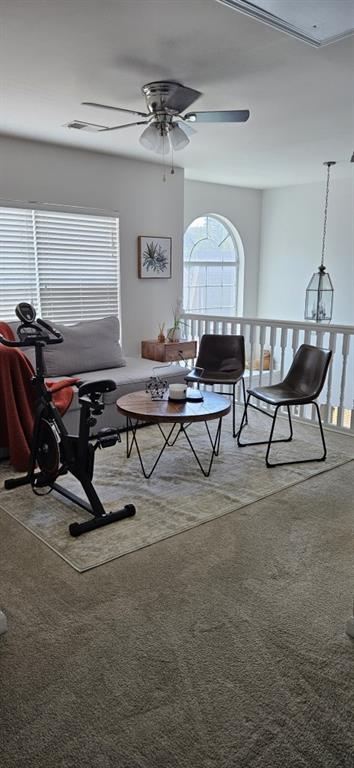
[0,410,352,571]
[0,425,354,767]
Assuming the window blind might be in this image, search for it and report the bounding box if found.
[0,207,120,323]
[0,208,39,321]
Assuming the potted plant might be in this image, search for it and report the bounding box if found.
[167,302,187,342]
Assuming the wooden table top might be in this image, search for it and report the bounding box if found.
[116,389,231,424]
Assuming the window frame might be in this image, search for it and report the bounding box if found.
[183,214,239,317]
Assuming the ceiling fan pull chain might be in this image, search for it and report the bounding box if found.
[162,134,167,182]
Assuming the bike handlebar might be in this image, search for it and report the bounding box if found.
[0,318,63,348]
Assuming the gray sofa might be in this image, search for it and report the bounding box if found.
[4,315,189,445]
[58,356,189,433]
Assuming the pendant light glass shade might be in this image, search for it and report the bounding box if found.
[304,161,335,323]
[139,124,160,151]
[154,131,171,155]
[169,124,190,150]
[139,124,171,154]
[304,265,334,322]
[140,122,190,153]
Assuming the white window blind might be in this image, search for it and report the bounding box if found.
[0,208,39,320]
[0,207,120,323]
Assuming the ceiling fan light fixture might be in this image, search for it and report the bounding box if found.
[139,123,172,155]
[139,124,160,151]
[169,124,190,150]
[73,81,250,164]
[154,131,171,155]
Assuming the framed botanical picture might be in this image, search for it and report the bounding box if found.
[138,236,172,279]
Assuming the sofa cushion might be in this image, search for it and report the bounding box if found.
[42,316,126,376]
[49,357,189,410]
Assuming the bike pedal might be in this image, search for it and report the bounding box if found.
[95,427,121,449]
[33,472,50,488]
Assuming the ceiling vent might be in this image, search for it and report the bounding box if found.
[216,0,354,46]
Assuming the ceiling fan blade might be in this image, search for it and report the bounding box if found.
[100,120,149,132]
[162,83,202,113]
[66,119,149,133]
[82,101,149,118]
[66,120,112,132]
[184,109,250,123]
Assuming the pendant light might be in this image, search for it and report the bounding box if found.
[304,161,335,323]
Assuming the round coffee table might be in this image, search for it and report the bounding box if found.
[117,389,231,477]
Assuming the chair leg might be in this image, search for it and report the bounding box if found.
[286,405,293,441]
[265,405,282,466]
[315,402,327,459]
[232,379,248,439]
[237,398,292,449]
[236,393,250,443]
[266,401,327,468]
[232,383,236,438]
[242,378,248,426]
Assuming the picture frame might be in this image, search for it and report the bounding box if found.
[138,236,172,279]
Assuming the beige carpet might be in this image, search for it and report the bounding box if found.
[0,410,352,572]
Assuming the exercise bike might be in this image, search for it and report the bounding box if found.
[0,302,136,537]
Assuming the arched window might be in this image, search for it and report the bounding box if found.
[183,214,239,316]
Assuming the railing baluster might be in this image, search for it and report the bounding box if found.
[268,325,277,386]
[248,322,255,391]
[259,325,266,386]
[322,332,336,426]
[280,327,288,381]
[338,333,350,429]
[291,328,299,355]
[304,327,312,345]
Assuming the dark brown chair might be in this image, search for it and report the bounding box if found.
[237,344,332,467]
[185,334,246,437]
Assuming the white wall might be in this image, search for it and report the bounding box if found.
[184,180,262,316]
[258,177,354,326]
[0,136,184,355]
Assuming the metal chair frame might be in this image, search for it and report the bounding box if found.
[194,378,248,439]
[237,396,327,468]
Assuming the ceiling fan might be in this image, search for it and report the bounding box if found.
[67,81,250,154]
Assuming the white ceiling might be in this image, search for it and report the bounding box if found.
[0,0,353,189]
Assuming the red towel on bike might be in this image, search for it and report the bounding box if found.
[0,322,78,471]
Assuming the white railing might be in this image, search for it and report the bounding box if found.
[181,313,354,433]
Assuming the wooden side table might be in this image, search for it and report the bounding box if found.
[141,339,197,363]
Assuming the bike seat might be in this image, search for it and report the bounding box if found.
[78,379,116,398]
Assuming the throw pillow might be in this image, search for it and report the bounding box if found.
[43,316,126,376]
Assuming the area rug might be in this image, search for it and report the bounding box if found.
[0,411,352,572]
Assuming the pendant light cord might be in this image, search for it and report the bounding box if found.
[321,161,335,268]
